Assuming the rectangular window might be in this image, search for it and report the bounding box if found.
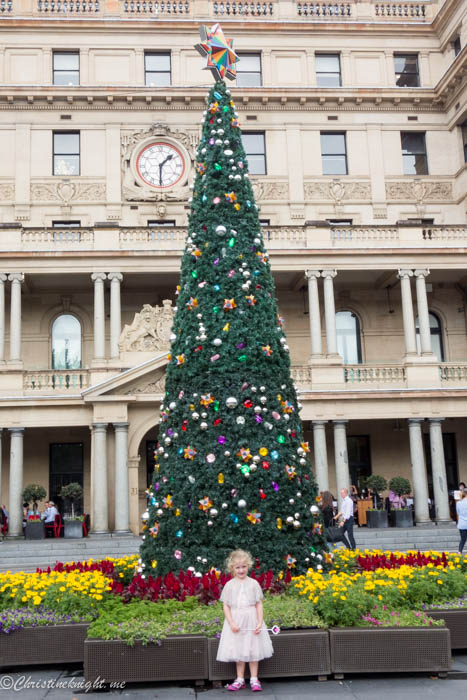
[462,122,467,164]
[52,221,81,242]
[315,54,341,87]
[454,36,461,57]
[53,51,79,86]
[328,219,353,225]
[401,131,428,175]
[53,132,80,176]
[242,132,266,175]
[147,220,175,226]
[394,54,419,87]
[320,132,347,175]
[145,52,171,87]
[236,53,262,87]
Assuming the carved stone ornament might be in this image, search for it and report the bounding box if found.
[121,122,198,203]
[385,181,453,202]
[119,300,174,353]
[0,183,14,201]
[304,180,371,202]
[251,180,289,201]
[124,375,166,396]
[31,180,106,204]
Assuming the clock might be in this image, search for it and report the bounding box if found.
[136,141,186,189]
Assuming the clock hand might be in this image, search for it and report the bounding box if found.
[158,154,174,185]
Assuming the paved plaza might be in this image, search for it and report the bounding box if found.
[0,654,465,700]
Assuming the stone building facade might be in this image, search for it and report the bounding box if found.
[0,0,465,535]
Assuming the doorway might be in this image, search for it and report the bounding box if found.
[49,442,84,514]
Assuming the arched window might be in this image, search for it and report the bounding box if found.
[51,315,81,369]
[336,311,362,364]
[415,312,444,362]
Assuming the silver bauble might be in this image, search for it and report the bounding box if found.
[238,499,247,508]
[226,397,238,408]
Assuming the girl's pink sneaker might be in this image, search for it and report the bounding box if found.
[250,680,262,692]
[227,679,246,691]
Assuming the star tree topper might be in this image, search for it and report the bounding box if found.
[195,23,239,81]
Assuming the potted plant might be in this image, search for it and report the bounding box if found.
[22,484,47,539]
[388,477,413,527]
[364,475,388,528]
[60,482,84,538]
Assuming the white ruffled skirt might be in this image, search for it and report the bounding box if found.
[216,605,274,663]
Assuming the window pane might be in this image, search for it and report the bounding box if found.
[242,133,264,154]
[403,154,428,175]
[246,154,266,175]
[145,72,171,87]
[54,53,79,70]
[145,53,170,71]
[237,72,261,87]
[54,155,79,176]
[54,72,79,86]
[54,133,79,155]
[321,133,346,155]
[396,72,419,88]
[336,312,361,364]
[322,155,347,175]
[394,55,417,73]
[52,315,81,370]
[238,54,261,72]
[316,54,340,72]
[316,73,341,87]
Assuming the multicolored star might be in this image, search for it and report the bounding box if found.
[195,23,239,81]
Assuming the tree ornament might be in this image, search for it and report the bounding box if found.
[238,499,247,508]
[226,397,238,408]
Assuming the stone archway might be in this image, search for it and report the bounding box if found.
[128,412,160,534]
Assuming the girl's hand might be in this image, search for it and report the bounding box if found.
[254,623,262,635]
[230,623,240,633]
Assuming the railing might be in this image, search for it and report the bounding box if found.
[264,227,306,245]
[22,228,94,245]
[212,1,274,15]
[422,227,467,242]
[344,366,407,384]
[297,3,353,17]
[373,3,427,18]
[0,0,12,12]
[290,366,313,388]
[37,0,100,11]
[24,370,90,393]
[331,226,399,244]
[122,0,190,13]
[439,365,467,383]
[120,227,187,246]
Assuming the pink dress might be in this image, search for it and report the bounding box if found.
[216,576,274,663]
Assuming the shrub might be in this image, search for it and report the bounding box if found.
[22,484,46,505]
[389,477,411,497]
[59,482,83,519]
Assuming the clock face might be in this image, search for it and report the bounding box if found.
[136,142,185,189]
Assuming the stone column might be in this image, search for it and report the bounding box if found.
[305,270,323,358]
[91,423,109,534]
[0,274,7,363]
[414,269,433,355]
[312,421,329,493]
[333,420,350,507]
[0,429,2,520]
[7,428,24,538]
[91,273,107,362]
[384,50,395,86]
[398,270,417,357]
[322,270,338,357]
[8,273,24,364]
[114,423,130,533]
[108,273,123,360]
[428,418,451,523]
[407,418,431,524]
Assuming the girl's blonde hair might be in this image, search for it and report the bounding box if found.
[225,549,253,573]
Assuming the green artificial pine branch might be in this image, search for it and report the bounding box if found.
[140,79,327,577]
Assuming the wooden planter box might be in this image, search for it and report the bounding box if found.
[329,627,451,677]
[24,521,45,539]
[366,510,388,528]
[0,624,89,668]
[84,635,208,684]
[427,608,467,649]
[208,629,330,681]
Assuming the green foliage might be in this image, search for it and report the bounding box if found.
[59,482,83,502]
[358,607,444,628]
[389,477,411,496]
[364,475,388,493]
[313,585,375,627]
[140,78,326,576]
[262,593,324,629]
[22,483,46,504]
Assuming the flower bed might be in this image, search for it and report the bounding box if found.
[0,622,89,669]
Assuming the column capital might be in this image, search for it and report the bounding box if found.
[8,273,24,283]
[428,417,445,424]
[408,417,424,425]
[384,49,394,57]
[114,422,129,430]
[398,269,413,279]
[312,420,328,427]
[8,427,24,434]
[108,272,123,283]
[321,269,337,279]
[91,272,107,282]
[414,269,430,279]
[92,422,108,432]
[0,274,7,283]
[333,420,348,427]
[305,270,321,280]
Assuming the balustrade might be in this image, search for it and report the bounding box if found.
[122,0,190,12]
[331,226,399,243]
[21,228,94,245]
[422,226,467,242]
[297,3,353,17]
[0,0,12,12]
[24,370,90,392]
[344,365,407,384]
[37,0,100,11]
[439,365,467,383]
[212,1,274,15]
[373,2,427,18]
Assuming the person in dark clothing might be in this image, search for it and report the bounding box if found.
[320,491,335,527]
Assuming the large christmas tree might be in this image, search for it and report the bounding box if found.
[140,25,327,577]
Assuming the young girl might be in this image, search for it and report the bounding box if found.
[217,549,274,692]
